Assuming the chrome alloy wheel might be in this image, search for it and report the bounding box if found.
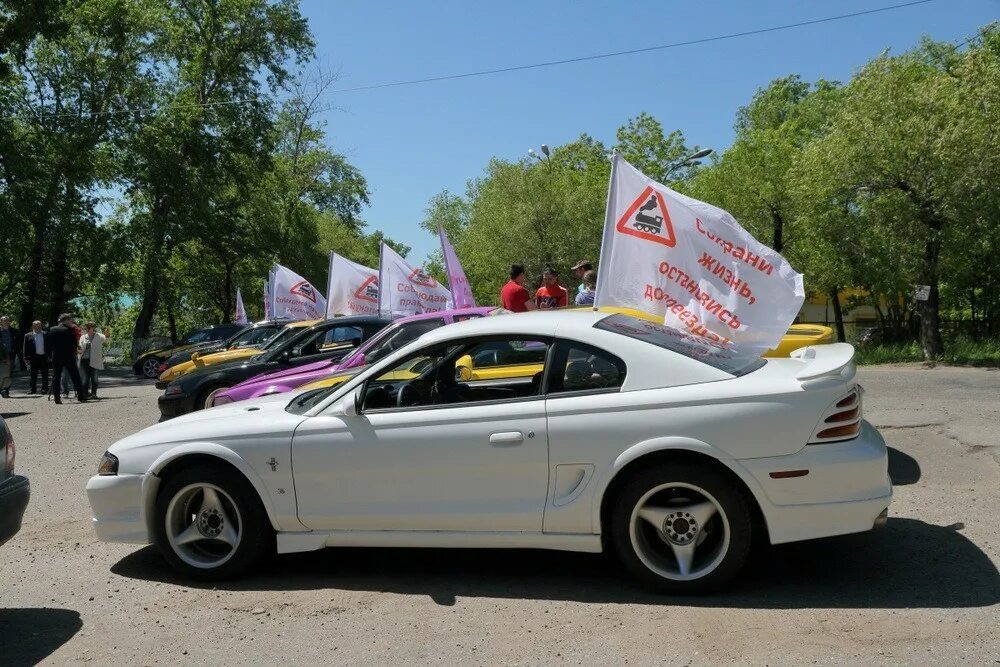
[628,482,730,581]
[165,483,243,569]
[141,358,161,378]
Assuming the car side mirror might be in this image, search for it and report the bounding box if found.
[339,387,363,416]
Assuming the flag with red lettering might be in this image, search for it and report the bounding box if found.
[270,263,327,321]
[326,252,379,317]
[234,288,249,324]
[595,154,804,354]
[439,226,476,308]
[378,242,453,318]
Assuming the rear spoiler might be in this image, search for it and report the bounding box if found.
[789,343,856,381]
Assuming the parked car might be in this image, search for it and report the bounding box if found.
[0,416,30,547]
[157,316,390,419]
[88,310,890,593]
[156,319,319,389]
[160,320,291,371]
[210,307,500,406]
[765,324,835,357]
[133,324,244,379]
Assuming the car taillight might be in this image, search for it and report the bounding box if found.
[810,386,862,443]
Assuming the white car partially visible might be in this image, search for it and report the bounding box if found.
[86,310,891,593]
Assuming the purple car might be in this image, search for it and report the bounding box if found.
[211,307,499,406]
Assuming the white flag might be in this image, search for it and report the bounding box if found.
[378,242,453,318]
[234,288,249,324]
[326,252,379,317]
[439,226,476,308]
[270,263,327,321]
[595,155,804,354]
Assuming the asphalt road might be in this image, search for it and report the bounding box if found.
[1,365,998,665]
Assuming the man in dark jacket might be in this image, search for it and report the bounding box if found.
[49,313,86,404]
[0,316,15,396]
[23,320,50,395]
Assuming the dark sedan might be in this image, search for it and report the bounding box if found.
[158,315,390,419]
[0,415,29,547]
[132,323,244,379]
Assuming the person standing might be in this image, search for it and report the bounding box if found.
[0,330,10,399]
[23,321,49,395]
[499,264,537,313]
[571,260,593,296]
[535,268,569,309]
[575,270,597,306]
[49,313,86,404]
[79,323,107,399]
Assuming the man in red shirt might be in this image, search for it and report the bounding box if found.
[500,264,536,313]
[535,267,568,309]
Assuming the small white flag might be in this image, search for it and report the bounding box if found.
[378,243,453,318]
[270,264,327,321]
[439,226,476,309]
[326,252,380,317]
[234,288,249,324]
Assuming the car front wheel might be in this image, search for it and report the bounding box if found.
[611,464,752,594]
[153,464,273,580]
[140,357,161,379]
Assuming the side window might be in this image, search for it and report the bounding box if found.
[322,326,362,347]
[453,314,482,323]
[365,319,445,365]
[548,342,626,394]
[362,337,549,412]
[183,330,212,344]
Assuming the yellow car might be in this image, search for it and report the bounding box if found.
[158,319,321,385]
[765,324,834,357]
[297,358,428,392]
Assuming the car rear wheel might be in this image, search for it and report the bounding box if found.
[611,464,751,594]
[141,358,161,379]
[153,464,273,580]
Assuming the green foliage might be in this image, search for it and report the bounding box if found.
[855,340,1000,367]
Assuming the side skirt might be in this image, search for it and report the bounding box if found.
[276,530,603,555]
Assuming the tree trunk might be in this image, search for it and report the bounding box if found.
[770,206,784,254]
[167,299,177,342]
[918,235,944,359]
[132,274,160,359]
[47,231,69,326]
[19,218,46,332]
[829,287,846,342]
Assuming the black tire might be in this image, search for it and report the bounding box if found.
[152,463,274,580]
[610,463,752,594]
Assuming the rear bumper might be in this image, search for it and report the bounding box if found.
[738,420,893,545]
[0,475,30,546]
[86,473,157,544]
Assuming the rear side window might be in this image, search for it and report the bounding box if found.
[548,342,626,394]
[595,313,764,377]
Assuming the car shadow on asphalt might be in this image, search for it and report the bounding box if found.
[0,411,30,419]
[112,517,998,609]
[888,446,921,485]
[0,607,83,666]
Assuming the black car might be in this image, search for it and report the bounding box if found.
[0,416,29,547]
[158,316,390,419]
[160,320,290,372]
[133,323,245,379]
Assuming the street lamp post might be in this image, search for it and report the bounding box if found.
[528,144,552,171]
[665,148,714,178]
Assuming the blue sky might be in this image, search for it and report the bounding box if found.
[301,0,998,265]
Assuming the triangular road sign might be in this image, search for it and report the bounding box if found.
[407,268,439,288]
[615,186,676,247]
[289,280,318,303]
[353,275,379,303]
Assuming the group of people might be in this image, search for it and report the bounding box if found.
[499,260,597,312]
[0,314,108,404]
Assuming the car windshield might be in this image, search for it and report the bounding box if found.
[594,313,765,377]
[259,326,298,352]
[358,319,446,366]
[180,330,212,345]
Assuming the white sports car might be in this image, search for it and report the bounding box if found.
[86,310,891,593]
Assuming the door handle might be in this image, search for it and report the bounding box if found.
[489,431,524,445]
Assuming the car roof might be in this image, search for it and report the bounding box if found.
[393,306,499,323]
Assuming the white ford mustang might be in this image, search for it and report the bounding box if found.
[87,310,891,593]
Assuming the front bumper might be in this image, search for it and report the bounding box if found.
[738,420,893,545]
[86,473,158,544]
[157,391,196,420]
[0,475,30,546]
[154,380,168,390]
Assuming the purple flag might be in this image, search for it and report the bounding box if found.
[438,226,476,308]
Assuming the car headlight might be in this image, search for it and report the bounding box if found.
[164,384,185,396]
[97,451,119,476]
